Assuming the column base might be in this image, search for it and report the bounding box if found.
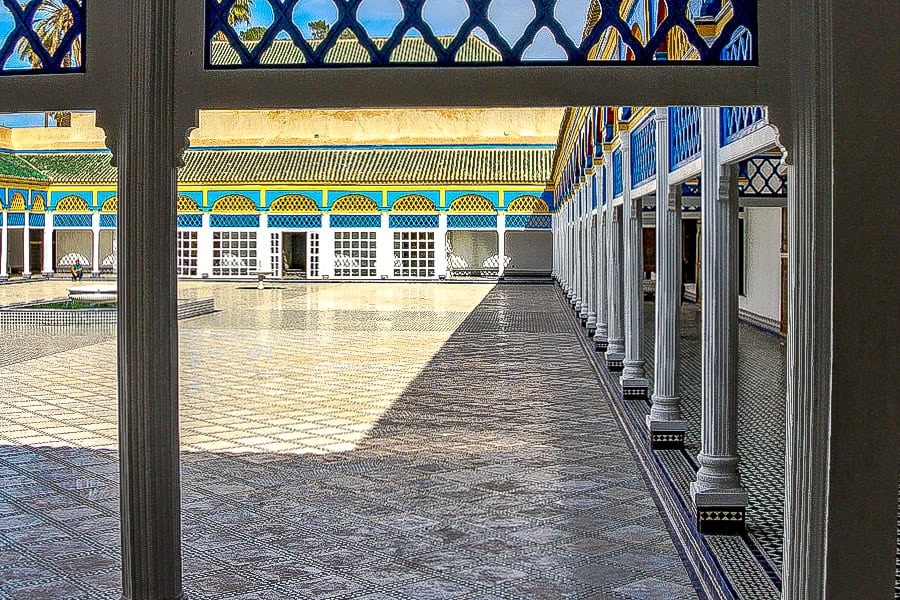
[621,377,649,399]
[593,336,608,352]
[21,273,32,280]
[586,315,597,337]
[91,272,101,279]
[646,416,686,449]
[606,352,624,371]
[689,486,748,535]
[0,275,8,281]
[42,271,53,279]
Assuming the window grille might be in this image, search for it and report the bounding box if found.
[630,116,656,187]
[334,230,377,278]
[212,231,257,277]
[389,214,439,229]
[270,232,281,277]
[177,230,199,277]
[390,194,438,213]
[29,213,45,227]
[505,214,552,229]
[308,232,320,277]
[54,195,90,212]
[330,194,380,213]
[393,231,435,278]
[211,194,258,213]
[101,196,118,213]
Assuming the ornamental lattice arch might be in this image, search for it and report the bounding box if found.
[8,192,25,211]
[55,195,91,212]
[211,195,257,213]
[506,195,549,214]
[330,194,380,213]
[101,196,118,213]
[391,194,438,213]
[448,194,496,213]
[178,195,202,213]
[268,194,319,213]
[32,194,45,212]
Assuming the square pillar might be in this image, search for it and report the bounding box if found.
[42,219,54,277]
[91,212,101,278]
[435,213,448,278]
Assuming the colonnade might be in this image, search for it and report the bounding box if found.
[0,214,110,279]
[553,106,748,534]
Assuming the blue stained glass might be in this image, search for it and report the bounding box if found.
[0,0,84,75]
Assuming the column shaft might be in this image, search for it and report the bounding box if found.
[117,0,184,596]
[497,218,506,278]
[621,132,648,395]
[689,107,747,535]
[606,204,625,370]
[648,108,685,448]
[42,221,54,276]
[0,216,7,279]
[21,218,31,279]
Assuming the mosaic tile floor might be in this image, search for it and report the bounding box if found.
[0,281,701,599]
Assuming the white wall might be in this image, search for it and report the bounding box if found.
[505,231,552,272]
[739,207,782,328]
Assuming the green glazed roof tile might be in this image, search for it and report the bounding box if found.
[0,153,50,181]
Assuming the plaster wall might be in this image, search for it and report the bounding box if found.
[505,230,552,272]
[739,207,782,325]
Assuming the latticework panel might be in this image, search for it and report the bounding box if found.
[612,149,623,197]
[29,213,45,227]
[330,214,381,229]
[669,106,701,171]
[31,194,45,212]
[100,214,116,228]
[178,214,203,228]
[211,194,258,213]
[739,156,786,197]
[506,195,549,214]
[268,194,320,213]
[721,106,766,146]
[330,194,380,213]
[54,195,90,213]
[178,195,203,213]
[389,214,439,229]
[390,195,438,213]
[630,117,657,186]
[448,195,496,214]
[6,213,24,226]
[0,0,84,74]
[53,213,91,227]
[8,193,25,211]
[268,214,323,229]
[447,214,498,229]
[101,196,118,213]
[205,0,757,68]
[505,214,552,229]
[210,214,260,228]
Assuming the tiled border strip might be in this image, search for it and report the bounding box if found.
[554,286,738,600]
[0,298,216,326]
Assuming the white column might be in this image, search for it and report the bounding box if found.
[689,107,747,535]
[91,212,101,277]
[579,181,591,323]
[197,213,214,278]
[116,0,184,596]
[435,213,448,278]
[586,175,597,333]
[376,214,392,279]
[647,108,686,448]
[21,215,31,279]
[42,217,54,276]
[573,189,583,312]
[606,203,625,371]
[565,203,574,299]
[0,213,7,280]
[621,132,649,397]
[594,166,609,351]
[257,212,270,277]
[320,216,335,278]
[497,215,506,278]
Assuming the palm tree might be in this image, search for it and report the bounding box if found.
[16,0,83,126]
[214,0,254,41]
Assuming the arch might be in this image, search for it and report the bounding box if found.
[625,23,643,61]
[506,195,550,214]
[55,195,91,212]
[178,195,202,213]
[448,194,496,214]
[31,194,45,212]
[8,192,25,211]
[330,194,380,213]
[101,196,118,213]
[268,194,320,213]
[211,194,257,213]
[390,194,438,213]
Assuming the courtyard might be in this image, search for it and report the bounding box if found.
[0,281,710,599]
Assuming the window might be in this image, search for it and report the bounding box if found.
[334,231,377,278]
[270,232,281,278]
[213,231,257,277]
[308,233,320,277]
[176,230,198,277]
[393,231,435,278]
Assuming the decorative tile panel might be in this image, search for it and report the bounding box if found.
[330,214,381,228]
[210,214,260,228]
[739,156,786,197]
[205,0,757,68]
[389,214,439,229]
[100,214,117,228]
[268,214,323,228]
[0,0,84,74]
[447,214,497,229]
